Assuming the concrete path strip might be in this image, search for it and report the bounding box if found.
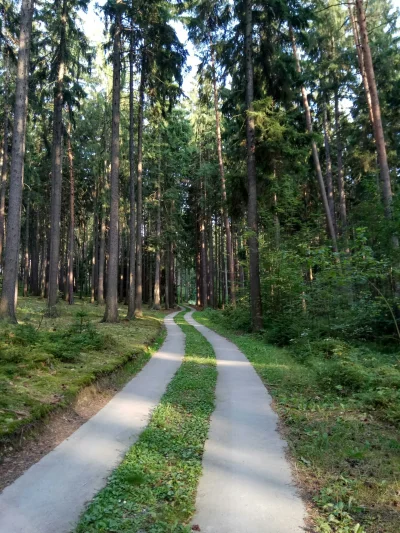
[185,309,306,533]
[0,311,185,533]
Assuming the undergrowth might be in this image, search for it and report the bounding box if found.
[0,298,166,441]
[75,309,217,533]
[194,309,400,533]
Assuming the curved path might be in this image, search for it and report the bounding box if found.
[0,311,185,533]
[185,309,305,533]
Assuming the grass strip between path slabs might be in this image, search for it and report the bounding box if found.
[193,310,400,533]
[75,309,217,533]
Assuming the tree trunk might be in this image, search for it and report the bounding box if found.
[348,3,375,127]
[196,227,201,307]
[323,104,336,231]
[169,240,175,308]
[30,210,40,296]
[0,49,10,270]
[148,219,152,307]
[127,20,136,319]
[135,51,145,317]
[165,248,170,309]
[103,13,121,322]
[23,191,30,297]
[0,0,34,322]
[334,90,347,233]
[91,196,98,304]
[200,181,207,308]
[355,0,396,241]
[153,173,161,310]
[208,218,214,307]
[290,28,338,253]
[210,42,235,305]
[98,207,106,305]
[245,0,263,331]
[67,120,75,304]
[48,0,67,313]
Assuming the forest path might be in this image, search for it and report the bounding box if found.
[0,311,185,533]
[185,309,306,533]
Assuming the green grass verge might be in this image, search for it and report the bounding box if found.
[0,297,166,441]
[194,309,400,533]
[75,309,217,533]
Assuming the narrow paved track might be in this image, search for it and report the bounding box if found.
[0,312,185,533]
[185,309,305,533]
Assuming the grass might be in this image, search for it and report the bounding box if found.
[0,297,167,442]
[194,309,400,533]
[75,309,217,533]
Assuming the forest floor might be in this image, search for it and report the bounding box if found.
[0,297,167,465]
[0,311,185,533]
[194,310,400,533]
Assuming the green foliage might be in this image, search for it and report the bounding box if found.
[256,229,400,350]
[75,310,217,533]
[217,303,252,332]
[195,310,400,533]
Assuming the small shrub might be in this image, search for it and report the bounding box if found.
[46,340,81,363]
[0,346,26,364]
[313,358,372,394]
[11,324,39,346]
[221,303,252,332]
[291,338,351,362]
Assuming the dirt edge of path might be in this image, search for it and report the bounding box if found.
[0,322,168,492]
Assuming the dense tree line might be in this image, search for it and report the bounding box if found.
[1,0,400,348]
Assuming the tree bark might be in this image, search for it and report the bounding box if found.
[348,3,375,127]
[0,0,34,322]
[67,119,75,304]
[23,190,30,297]
[196,224,201,307]
[91,193,99,304]
[103,13,121,322]
[98,207,106,305]
[153,168,161,310]
[245,0,263,331]
[127,20,136,319]
[147,216,152,307]
[200,174,207,308]
[210,42,235,305]
[334,90,347,233]
[165,248,170,309]
[118,224,124,302]
[135,51,145,317]
[208,217,214,307]
[323,104,336,232]
[291,28,338,252]
[0,50,10,270]
[30,210,40,296]
[48,0,67,313]
[169,239,174,308]
[355,0,396,242]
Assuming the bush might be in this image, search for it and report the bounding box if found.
[290,337,351,362]
[313,358,372,393]
[221,303,252,332]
